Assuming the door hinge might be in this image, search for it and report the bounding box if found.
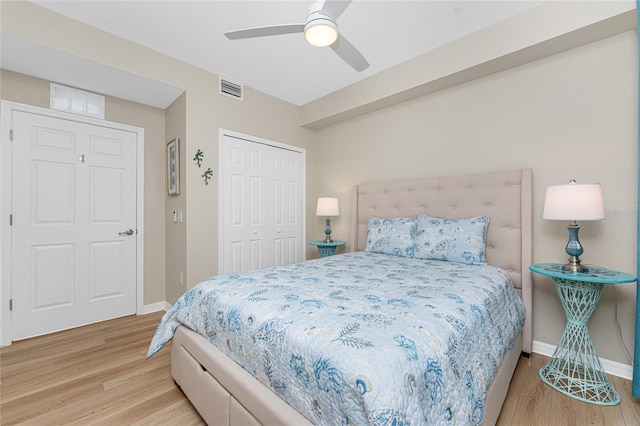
[9,299,12,311]
[9,214,12,226]
[9,129,13,141]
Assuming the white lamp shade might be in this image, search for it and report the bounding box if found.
[304,19,338,47]
[543,183,605,221]
[316,197,339,216]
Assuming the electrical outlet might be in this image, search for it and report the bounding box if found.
[179,272,184,286]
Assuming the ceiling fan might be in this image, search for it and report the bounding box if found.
[224,0,369,72]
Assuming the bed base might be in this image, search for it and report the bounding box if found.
[171,168,532,425]
[173,324,522,426]
[172,325,311,426]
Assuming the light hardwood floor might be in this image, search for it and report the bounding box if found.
[0,312,204,425]
[497,354,640,426]
[1,312,639,425]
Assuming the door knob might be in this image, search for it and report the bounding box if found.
[119,229,134,236]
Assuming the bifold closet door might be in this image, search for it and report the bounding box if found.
[270,146,303,267]
[220,134,303,274]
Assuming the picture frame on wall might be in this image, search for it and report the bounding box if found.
[167,138,180,195]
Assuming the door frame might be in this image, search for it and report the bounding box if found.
[0,101,145,346]
[218,128,306,272]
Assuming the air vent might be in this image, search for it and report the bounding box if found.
[219,77,243,100]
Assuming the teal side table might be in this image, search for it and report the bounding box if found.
[308,240,345,257]
[529,263,636,406]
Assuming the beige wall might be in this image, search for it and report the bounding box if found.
[1,1,638,367]
[165,93,188,304]
[1,2,313,308]
[310,30,638,364]
[181,83,313,290]
[0,69,167,306]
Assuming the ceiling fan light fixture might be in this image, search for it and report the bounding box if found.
[225,0,368,72]
[304,18,338,47]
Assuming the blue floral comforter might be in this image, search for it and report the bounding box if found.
[147,252,525,425]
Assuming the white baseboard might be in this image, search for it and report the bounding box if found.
[141,301,170,314]
[532,340,633,380]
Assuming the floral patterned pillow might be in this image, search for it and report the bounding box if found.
[413,213,490,265]
[364,216,416,257]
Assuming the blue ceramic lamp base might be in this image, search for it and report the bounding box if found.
[323,218,333,243]
[563,223,588,272]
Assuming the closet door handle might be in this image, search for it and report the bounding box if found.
[119,229,134,236]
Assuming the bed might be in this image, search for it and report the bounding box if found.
[147,168,533,426]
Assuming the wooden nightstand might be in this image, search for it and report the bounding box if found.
[529,263,636,406]
[307,240,346,258]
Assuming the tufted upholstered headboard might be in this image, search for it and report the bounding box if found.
[349,168,533,354]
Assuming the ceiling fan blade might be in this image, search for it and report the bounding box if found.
[330,35,369,72]
[320,0,352,20]
[225,24,305,40]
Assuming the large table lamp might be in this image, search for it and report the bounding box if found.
[316,196,339,242]
[543,180,605,272]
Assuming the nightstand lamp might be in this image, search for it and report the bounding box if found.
[316,196,339,242]
[543,180,605,272]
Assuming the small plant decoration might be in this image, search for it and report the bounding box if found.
[193,149,204,167]
[202,167,213,185]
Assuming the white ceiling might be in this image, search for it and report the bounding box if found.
[10,1,541,108]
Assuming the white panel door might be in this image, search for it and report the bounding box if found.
[220,133,303,274]
[271,147,303,266]
[222,135,270,273]
[11,111,137,340]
